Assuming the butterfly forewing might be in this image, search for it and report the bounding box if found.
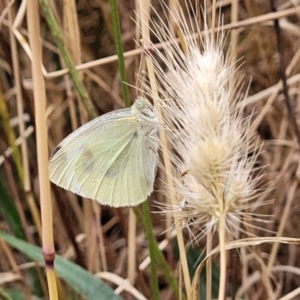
[49,99,159,207]
[49,108,132,188]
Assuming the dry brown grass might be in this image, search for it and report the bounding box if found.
[1,0,300,299]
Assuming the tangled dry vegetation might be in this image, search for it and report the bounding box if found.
[1,0,300,299]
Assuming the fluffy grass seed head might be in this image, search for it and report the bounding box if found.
[145,3,268,243]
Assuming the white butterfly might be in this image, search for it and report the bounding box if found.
[49,97,159,207]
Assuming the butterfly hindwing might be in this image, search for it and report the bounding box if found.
[74,117,140,205]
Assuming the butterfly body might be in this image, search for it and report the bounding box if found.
[49,97,159,207]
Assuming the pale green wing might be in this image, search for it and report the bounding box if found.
[73,119,158,206]
[49,108,133,195]
[49,108,158,206]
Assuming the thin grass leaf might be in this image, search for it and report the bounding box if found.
[0,231,123,300]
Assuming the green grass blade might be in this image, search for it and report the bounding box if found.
[0,181,25,240]
[109,0,130,107]
[0,288,24,300]
[0,231,123,300]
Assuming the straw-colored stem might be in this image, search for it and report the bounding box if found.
[218,214,227,300]
[206,228,212,300]
[84,200,94,272]
[93,203,107,271]
[211,0,216,44]
[8,3,27,187]
[230,0,238,62]
[138,1,191,297]
[8,1,44,244]
[267,180,298,272]
[279,286,300,300]
[26,0,58,299]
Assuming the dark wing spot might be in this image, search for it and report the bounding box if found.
[49,145,62,161]
[78,149,96,172]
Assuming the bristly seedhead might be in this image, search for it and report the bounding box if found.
[144,1,269,243]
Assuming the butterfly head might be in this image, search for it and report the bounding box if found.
[132,96,157,123]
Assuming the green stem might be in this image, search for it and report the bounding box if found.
[38,0,97,119]
[133,206,182,299]
[0,286,13,300]
[109,0,130,107]
[0,88,23,184]
[141,201,160,300]
[154,243,182,299]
